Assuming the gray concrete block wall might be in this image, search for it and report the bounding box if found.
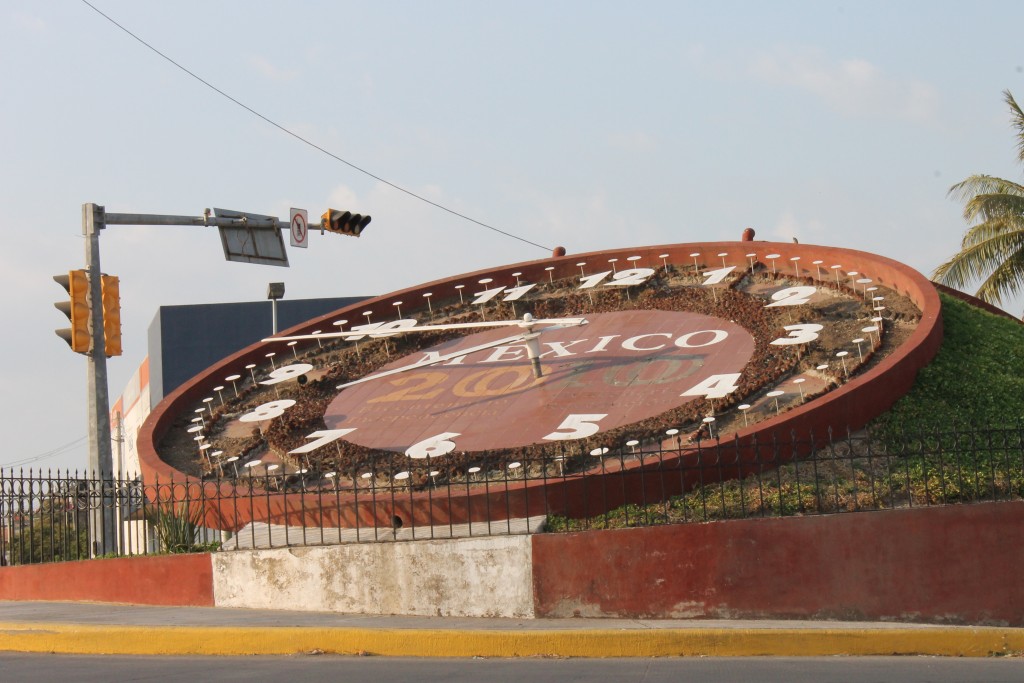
[211,535,535,618]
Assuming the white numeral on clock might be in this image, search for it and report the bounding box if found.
[471,285,507,305]
[260,363,314,385]
[606,268,656,286]
[406,432,460,459]
[239,399,296,423]
[288,428,357,454]
[369,319,420,338]
[681,373,741,400]
[471,283,537,305]
[501,283,536,301]
[543,413,608,440]
[578,270,614,289]
[577,269,655,289]
[702,266,736,285]
[765,286,816,308]
[770,323,824,346]
[346,319,420,340]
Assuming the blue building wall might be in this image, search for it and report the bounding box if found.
[147,296,367,406]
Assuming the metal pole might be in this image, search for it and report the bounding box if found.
[114,412,125,554]
[83,203,116,557]
[271,299,278,335]
[103,212,287,230]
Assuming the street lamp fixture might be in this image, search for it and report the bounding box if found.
[267,282,285,334]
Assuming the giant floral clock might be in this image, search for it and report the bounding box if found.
[137,239,942,527]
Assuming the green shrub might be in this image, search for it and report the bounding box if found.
[146,502,205,554]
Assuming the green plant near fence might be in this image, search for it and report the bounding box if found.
[7,514,89,564]
[145,502,206,554]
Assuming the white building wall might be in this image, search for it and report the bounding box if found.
[111,357,152,553]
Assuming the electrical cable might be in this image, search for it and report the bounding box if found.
[1,436,88,470]
[79,0,553,253]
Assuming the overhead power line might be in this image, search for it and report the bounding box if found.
[79,1,553,253]
[1,436,87,470]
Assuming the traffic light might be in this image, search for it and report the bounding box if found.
[321,209,371,237]
[100,274,122,357]
[54,269,92,353]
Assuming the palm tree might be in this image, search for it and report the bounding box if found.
[932,90,1024,309]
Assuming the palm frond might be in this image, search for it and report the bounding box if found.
[975,248,1024,305]
[960,192,1024,225]
[1005,90,1024,166]
[957,217,1024,249]
[931,221,1024,304]
[948,175,1024,204]
[938,90,1024,307]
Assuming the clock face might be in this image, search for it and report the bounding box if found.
[143,241,933,485]
[324,310,755,453]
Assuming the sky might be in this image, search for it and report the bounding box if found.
[2,0,1023,472]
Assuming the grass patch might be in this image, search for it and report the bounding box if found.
[548,293,1024,532]
[872,293,1024,438]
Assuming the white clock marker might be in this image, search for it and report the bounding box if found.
[544,414,608,440]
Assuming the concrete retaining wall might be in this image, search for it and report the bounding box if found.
[4,503,1024,625]
[211,535,534,618]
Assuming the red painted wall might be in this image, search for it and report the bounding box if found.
[0,553,214,606]
[532,502,1024,626]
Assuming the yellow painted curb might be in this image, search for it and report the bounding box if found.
[2,623,1024,657]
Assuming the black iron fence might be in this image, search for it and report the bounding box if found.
[2,425,1023,565]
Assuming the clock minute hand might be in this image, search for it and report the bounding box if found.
[334,314,588,389]
[335,332,530,390]
[263,314,588,343]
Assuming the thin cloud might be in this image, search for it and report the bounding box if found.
[607,130,655,152]
[328,184,360,208]
[750,47,938,124]
[13,12,46,34]
[248,54,299,82]
[532,192,634,242]
[770,210,826,244]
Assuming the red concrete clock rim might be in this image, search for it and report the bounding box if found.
[136,241,942,528]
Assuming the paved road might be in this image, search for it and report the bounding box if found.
[2,601,1023,659]
[2,653,1024,682]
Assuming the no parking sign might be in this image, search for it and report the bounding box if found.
[289,208,308,248]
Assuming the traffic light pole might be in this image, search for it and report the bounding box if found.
[82,203,117,557]
[77,204,289,480]
[73,203,297,556]
[69,202,363,556]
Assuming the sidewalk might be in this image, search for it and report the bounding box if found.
[1,601,1023,657]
